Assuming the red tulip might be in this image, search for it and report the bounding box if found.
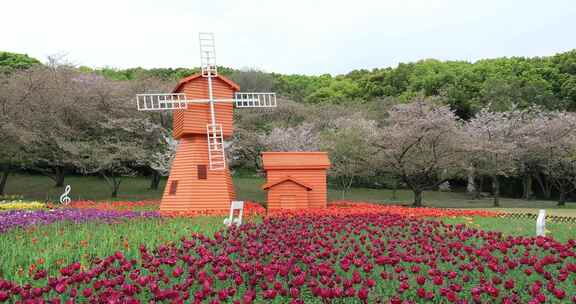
[289,287,299,298]
[54,283,66,294]
[357,287,369,301]
[433,276,443,286]
[554,288,566,299]
[417,288,426,298]
[0,291,8,302]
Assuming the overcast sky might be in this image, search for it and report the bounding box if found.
[2,0,575,75]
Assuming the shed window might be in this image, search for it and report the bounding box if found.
[169,181,178,195]
[198,165,207,180]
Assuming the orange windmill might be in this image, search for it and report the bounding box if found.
[136,33,276,214]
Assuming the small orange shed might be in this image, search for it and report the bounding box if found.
[261,152,330,209]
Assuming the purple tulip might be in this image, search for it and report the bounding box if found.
[0,209,160,233]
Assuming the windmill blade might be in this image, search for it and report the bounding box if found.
[199,32,217,77]
[136,93,224,111]
[136,93,190,111]
[234,92,277,108]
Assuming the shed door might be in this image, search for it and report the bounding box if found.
[280,195,297,209]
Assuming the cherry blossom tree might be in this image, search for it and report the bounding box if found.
[147,132,177,190]
[228,129,267,171]
[512,107,551,200]
[463,107,524,207]
[135,120,176,190]
[229,122,321,174]
[256,123,320,152]
[0,64,84,189]
[0,119,36,195]
[63,118,146,198]
[321,116,378,198]
[374,101,464,207]
[522,111,576,205]
[0,63,128,188]
[230,100,314,171]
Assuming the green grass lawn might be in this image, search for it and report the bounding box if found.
[441,216,576,243]
[4,173,574,212]
[3,174,166,202]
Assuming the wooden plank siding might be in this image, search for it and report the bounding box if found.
[172,75,237,139]
[266,181,309,209]
[160,135,235,213]
[160,74,241,214]
[261,152,331,169]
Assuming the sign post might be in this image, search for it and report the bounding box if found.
[536,209,546,236]
[224,200,244,227]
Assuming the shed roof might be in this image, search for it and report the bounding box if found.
[173,73,240,93]
[261,152,330,170]
[262,176,313,190]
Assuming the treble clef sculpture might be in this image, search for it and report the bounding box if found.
[60,185,71,205]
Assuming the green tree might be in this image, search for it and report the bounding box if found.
[0,52,41,74]
[561,75,576,110]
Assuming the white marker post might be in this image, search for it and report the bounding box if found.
[536,209,546,236]
[224,201,244,227]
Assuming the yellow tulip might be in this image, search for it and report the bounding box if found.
[0,201,46,210]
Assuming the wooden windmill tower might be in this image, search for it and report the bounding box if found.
[136,33,276,214]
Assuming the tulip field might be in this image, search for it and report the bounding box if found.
[0,200,575,303]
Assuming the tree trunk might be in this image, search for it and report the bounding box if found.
[101,172,122,198]
[149,171,161,190]
[0,170,9,196]
[535,174,552,199]
[339,176,354,199]
[111,178,121,198]
[522,174,533,200]
[412,189,423,207]
[473,175,483,200]
[558,192,567,206]
[492,175,500,207]
[36,166,66,187]
[466,169,476,196]
[54,166,65,188]
[391,180,398,201]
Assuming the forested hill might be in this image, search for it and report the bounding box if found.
[2,49,576,118]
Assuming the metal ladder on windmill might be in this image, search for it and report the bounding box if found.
[201,33,227,170]
[206,124,226,170]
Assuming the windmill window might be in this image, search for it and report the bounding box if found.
[198,165,207,180]
[169,181,178,195]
